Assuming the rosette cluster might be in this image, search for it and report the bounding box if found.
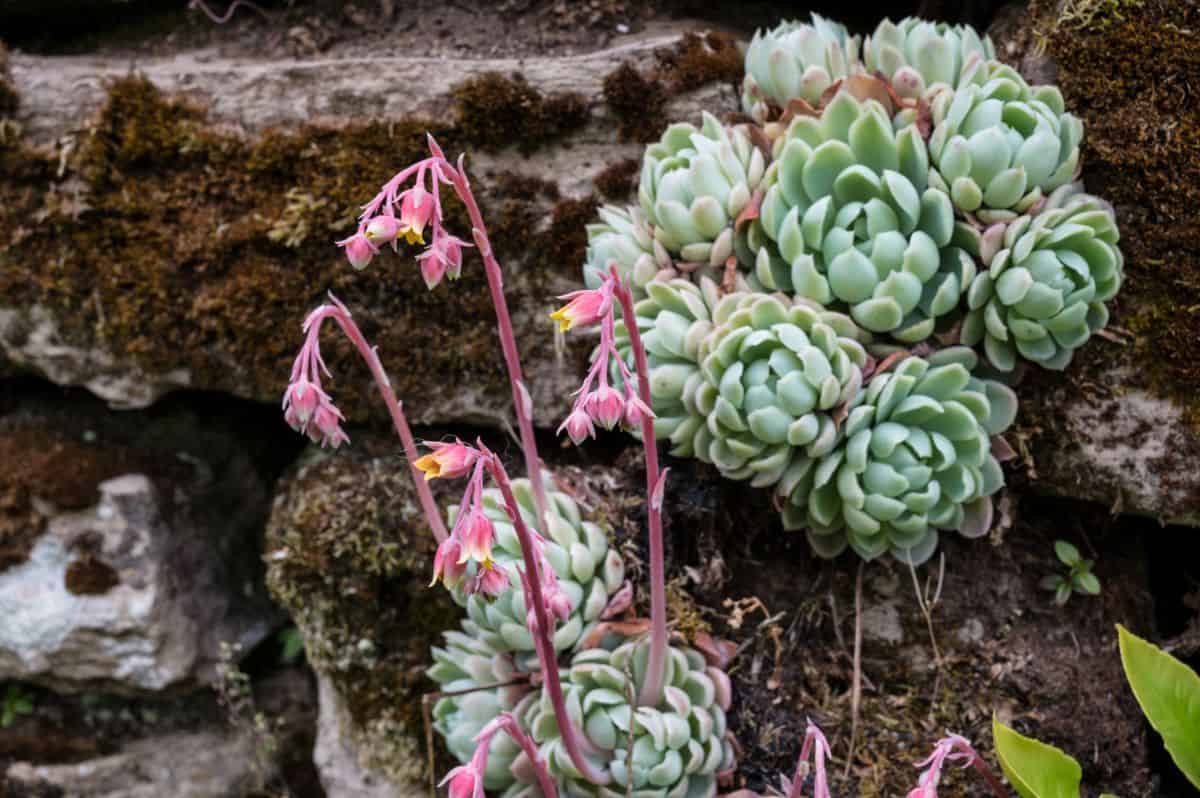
[581,14,1124,554]
[428,477,626,792]
[747,91,975,341]
[512,638,735,798]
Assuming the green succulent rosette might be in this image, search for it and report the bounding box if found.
[862,17,996,99]
[639,112,766,268]
[744,92,975,341]
[509,637,735,798]
[684,292,870,490]
[960,184,1122,371]
[741,14,859,122]
[784,346,1017,564]
[428,626,538,791]
[583,205,669,298]
[922,72,1083,221]
[448,477,625,672]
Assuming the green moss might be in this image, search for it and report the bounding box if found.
[1034,0,1200,427]
[451,72,589,154]
[0,74,588,424]
[265,442,462,785]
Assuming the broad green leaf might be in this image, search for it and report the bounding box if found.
[1055,540,1080,566]
[992,715,1081,798]
[1117,625,1200,789]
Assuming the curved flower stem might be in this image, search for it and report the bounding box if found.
[442,158,549,530]
[315,301,448,542]
[487,714,559,798]
[971,756,1009,798]
[480,445,610,787]
[610,271,668,707]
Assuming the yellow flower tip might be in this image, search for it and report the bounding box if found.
[549,307,574,332]
[402,228,425,246]
[413,454,442,480]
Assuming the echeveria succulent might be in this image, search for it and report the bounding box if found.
[450,477,625,672]
[924,74,1083,221]
[583,205,666,297]
[428,625,536,791]
[686,292,870,488]
[510,637,734,798]
[639,112,766,267]
[784,347,1017,564]
[746,92,975,341]
[961,184,1122,371]
[862,17,996,99]
[741,14,859,121]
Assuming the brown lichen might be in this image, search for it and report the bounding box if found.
[603,62,669,144]
[603,30,745,144]
[64,555,120,595]
[451,72,589,154]
[0,485,45,573]
[592,157,640,200]
[1032,0,1200,426]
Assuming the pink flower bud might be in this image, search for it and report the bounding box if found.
[558,408,596,446]
[460,512,496,564]
[414,440,479,480]
[365,215,400,244]
[440,764,482,798]
[431,537,466,588]
[587,385,625,430]
[308,400,349,448]
[623,393,655,429]
[398,186,435,244]
[338,232,376,270]
[420,253,447,289]
[283,378,321,425]
[550,287,612,332]
[547,587,573,622]
[468,561,509,598]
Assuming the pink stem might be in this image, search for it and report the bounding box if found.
[611,272,668,707]
[481,447,610,786]
[490,714,559,798]
[787,735,814,798]
[444,162,549,529]
[972,756,1009,798]
[319,304,449,542]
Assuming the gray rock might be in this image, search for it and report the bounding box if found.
[0,474,274,691]
[314,673,414,798]
[5,728,271,797]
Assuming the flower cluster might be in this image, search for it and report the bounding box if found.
[336,139,470,288]
[281,299,353,448]
[555,278,654,445]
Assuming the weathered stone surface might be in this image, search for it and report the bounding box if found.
[0,389,282,691]
[5,728,272,796]
[314,673,408,798]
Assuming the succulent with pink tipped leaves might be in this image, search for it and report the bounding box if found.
[639,113,766,269]
[685,292,871,491]
[428,628,536,792]
[786,346,1017,564]
[446,477,626,673]
[744,92,975,341]
[514,637,735,798]
[960,184,1122,371]
[921,73,1083,221]
[862,17,996,100]
[582,205,671,299]
[741,14,859,123]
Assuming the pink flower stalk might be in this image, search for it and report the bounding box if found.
[422,439,609,786]
[454,713,558,798]
[908,734,1008,798]
[786,721,833,798]
[343,136,549,529]
[553,268,668,707]
[281,294,449,542]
